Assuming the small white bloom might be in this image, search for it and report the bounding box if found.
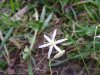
[54,50,65,59]
[38,29,68,59]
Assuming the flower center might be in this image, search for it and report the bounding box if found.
[51,41,55,45]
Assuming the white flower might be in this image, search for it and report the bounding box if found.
[38,29,68,59]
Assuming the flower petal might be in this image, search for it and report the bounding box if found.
[44,35,51,42]
[51,29,57,40]
[48,46,53,59]
[55,38,68,44]
[54,45,61,52]
[54,50,65,59]
[38,43,50,48]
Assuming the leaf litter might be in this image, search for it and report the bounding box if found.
[0,0,100,75]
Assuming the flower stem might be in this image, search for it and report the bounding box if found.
[49,58,54,75]
[93,24,100,55]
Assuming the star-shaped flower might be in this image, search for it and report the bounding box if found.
[38,29,68,59]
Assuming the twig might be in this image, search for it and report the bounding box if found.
[11,5,28,21]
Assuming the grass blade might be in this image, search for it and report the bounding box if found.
[0,28,13,49]
[10,0,15,13]
[28,61,33,75]
[84,5,96,22]
[40,6,46,22]
[43,13,53,29]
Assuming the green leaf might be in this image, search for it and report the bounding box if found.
[10,0,15,13]
[40,6,46,22]
[22,46,30,61]
[43,13,53,29]
[0,60,7,70]
[84,5,96,22]
[0,28,13,49]
[28,61,33,75]
[29,21,43,31]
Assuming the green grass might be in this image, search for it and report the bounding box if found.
[0,0,100,75]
